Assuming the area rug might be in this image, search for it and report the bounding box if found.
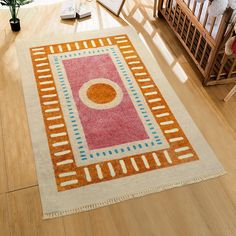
[17,27,225,219]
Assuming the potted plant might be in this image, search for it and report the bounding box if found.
[0,0,31,32]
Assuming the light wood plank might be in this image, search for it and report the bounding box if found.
[64,207,122,236]
[7,187,65,236]
[63,212,93,236]
[88,207,121,236]
[0,82,37,191]
[206,84,236,131]
[0,26,37,191]
[110,199,178,236]
[190,181,236,235]
[0,111,8,193]
[0,194,10,236]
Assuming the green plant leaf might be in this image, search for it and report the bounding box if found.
[0,0,31,19]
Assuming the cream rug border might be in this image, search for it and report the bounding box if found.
[16,26,225,219]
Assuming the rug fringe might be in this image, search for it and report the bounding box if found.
[43,170,226,219]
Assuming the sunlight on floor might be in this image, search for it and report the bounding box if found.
[100,6,121,29]
[143,6,154,18]
[123,0,136,15]
[141,0,153,5]
[143,20,154,35]
[23,0,63,7]
[172,62,188,83]
[152,33,174,65]
[138,30,188,84]
[138,32,154,57]
[133,8,145,23]
[122,0,189,83]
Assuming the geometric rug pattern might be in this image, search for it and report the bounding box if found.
[17,27,224,218]
[30,34,198,191]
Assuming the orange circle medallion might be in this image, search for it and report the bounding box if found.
[86,83,117,104]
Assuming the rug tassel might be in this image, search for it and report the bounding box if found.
[43,170,226,219]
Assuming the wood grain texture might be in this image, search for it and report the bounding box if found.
[0,28,37,191]
[0,79,37,191]
[0,0,236,235]
[207,84,236,131]
[0,194,10,236]
[63,212,93,236]
[0,113,8,194]
[7,187,65,236]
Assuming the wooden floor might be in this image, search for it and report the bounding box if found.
[0,0,236,235]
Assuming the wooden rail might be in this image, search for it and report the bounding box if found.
[154,0,235,86]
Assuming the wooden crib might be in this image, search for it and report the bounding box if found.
[154,0,236,86]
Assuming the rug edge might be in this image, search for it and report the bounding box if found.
[43,169,226,219]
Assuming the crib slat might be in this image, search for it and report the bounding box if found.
[197,2,204,21]
[181,14,187,37]
[192,0,197,14]
[216,54,228,80]
[168,0,174,20]
[187,0,190,8]
[177,9,182,31]
[172,2,178,25]
[195,35,202,58]
[224,84,236,102]
[165,0,169,15]
[228,58,236,78]
[190,28,197,50]
[185,21,192,43]
[154,0,158,17]
[219,19,236,50]
[209,17,216,35]
[200,42,208,66]
[203,1,210,28]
